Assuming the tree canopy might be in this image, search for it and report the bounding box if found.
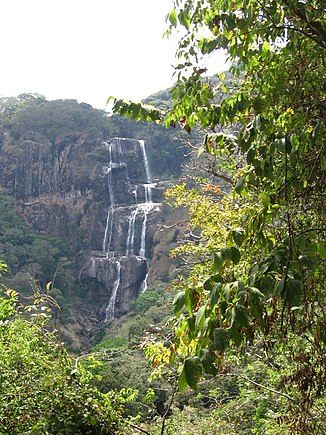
[111,0,325,432]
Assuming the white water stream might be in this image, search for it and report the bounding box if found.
[126,208,139,255]
[105,261,121,322]
[103,142,115,253]
[102,139,157,321]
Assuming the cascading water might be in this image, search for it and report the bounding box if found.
[102,209,114,253]
[139,140,151,182]
[139,210,147,258]
[126,208,138,255]
[105,261,121,321]
[140,273,149,292]
[103,142,115,253]
[100,138,159,321]
[139,140,155,252]
[115,137,124,164]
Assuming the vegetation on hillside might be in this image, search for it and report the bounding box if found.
[0,261,130,434]
[0,93,185,179]
[0,0,325,432]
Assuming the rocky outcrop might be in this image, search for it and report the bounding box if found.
[0,128,166,322]
[79,138,162,320]
[80,252,148,317]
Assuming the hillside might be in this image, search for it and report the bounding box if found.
[0,93,186,351]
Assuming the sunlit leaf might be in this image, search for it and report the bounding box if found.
[195,305,206,333]
[173,291,185,317]
[178,366,188,392]
[169,9,177,27]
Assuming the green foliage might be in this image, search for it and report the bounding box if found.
[0,193,76,302]
[0,286,127,434]
[129,286,164,315]
[111,0,325,432]
[0,96,112,142]
[93,337,129,351]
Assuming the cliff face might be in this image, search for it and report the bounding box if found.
[1,130,103,246]
[78,137,163,320]
[0,127,167,318]
[0,96,185,350]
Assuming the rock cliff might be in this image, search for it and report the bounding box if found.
[0,97,183,347]
[78,137,163,320]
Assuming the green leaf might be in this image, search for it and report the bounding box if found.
[213,252,224,272]
[173,291,185,317]
[248,287,264,320]
[169,9,177,27]
[184,357,203,389]
[261,41,271,56]
[187,315,196,339]
[230,247,241,264]
[185,288,196,314]
[258,192,270,207]
[178,9,190,29]
[298,255,316,270]
[285,278,303,307]
[178,366,188,392]
[200,349,217,376]
[211,328,229,351]
[247,147,256,163]
[195,305,206,333]
[259,274,275,295]
[235,177,247,195]
[222,14,236,31]
[317,242,326,259]
[204,275,216,291]
[210,283,221,307]
[232,228,245,246]
[274,278,285,296]
[231,305,250,328]
[221,248,232,261]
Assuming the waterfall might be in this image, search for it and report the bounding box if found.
[103,209,114,253]
[133,186,138,204]
[140,260,149,293]
[107,144,115,207]
[126,208,138,255]
[102,142,116,253]
[144,184,153,209]
[100,138,158,321]
[139,208,148,258]
[139,140,151,182]
[105,261,121,322]
[116,137,124,163]
[138,140,155,258]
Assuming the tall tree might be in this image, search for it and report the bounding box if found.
[111,0,325,431]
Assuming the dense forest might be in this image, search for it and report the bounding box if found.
[1,0,325,433]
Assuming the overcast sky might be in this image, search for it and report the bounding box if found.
[0,0,227,110]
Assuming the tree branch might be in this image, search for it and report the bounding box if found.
[239,375,326,435]
[160,381,177,435]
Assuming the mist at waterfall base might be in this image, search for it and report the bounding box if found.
[89,138,160,322]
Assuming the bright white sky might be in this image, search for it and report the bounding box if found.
[0,0,227,110]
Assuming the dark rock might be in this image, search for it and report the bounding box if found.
[0,125,168,326]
